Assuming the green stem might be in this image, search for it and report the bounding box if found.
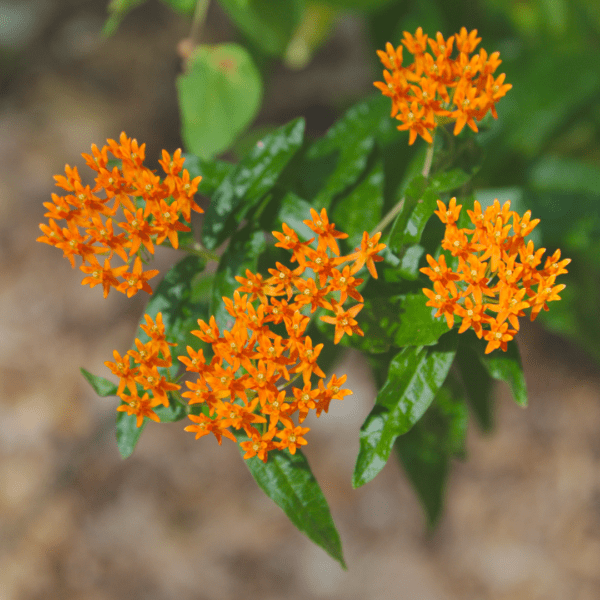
[180,241,219,262]
[369,139,436,237]
[189,0,210,45]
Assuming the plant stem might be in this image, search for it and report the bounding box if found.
[369,139,436,237]
[180,241,219,262]
[189,0,210,45]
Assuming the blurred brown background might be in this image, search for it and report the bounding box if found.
[1,1,600,599]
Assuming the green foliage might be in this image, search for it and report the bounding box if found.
[242,443,346,568]
[217,0,304,56]
[177,44,262,160]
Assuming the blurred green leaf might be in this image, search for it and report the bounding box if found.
[275,192,315,241]
[319,0,396,10]
[116,411,146,459]
[160,0,196,14]
[243,444,346,569]
[529,156,600,196]
[103,0,147,35]
[202,118,306,249]
[352,330,458,488]
[80,368,118,397]
[395,376,468,528]
[210,225,267,330]
[177,43,262,160]
[217,0,304,56]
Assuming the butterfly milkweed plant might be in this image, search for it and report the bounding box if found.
[38,28,569,568]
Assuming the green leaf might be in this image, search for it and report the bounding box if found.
[80,368,118,397]
[455,334,494,431]
[388,175,428,254]
[160,0,196,14]
[318,0,395,10]
[103,0,147,35]
[210,225,267,330]
[140,255,208,349]
[116,411,146,459]
[243,446,346,569]
[395,377,468,528]
[529,156,600,197]
[217,0,304,56]
[177,43,262,160]
[202,118,305,249]
[331,159,384,248]
[428,168,472,194]
[154,401,188,422]
[476,339,528,407]
[275,192,316,242]
[181,154,234,197]
[301,95,390,209]
[392,293,451,348]
[352,330,458,488]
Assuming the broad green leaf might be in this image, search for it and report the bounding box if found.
[210,226,267,330]
[202,118,305,249]
[177,43,262,160]
[80,368,118,397]
[116,411,146,459]
[182,154,234,197]
[395,377,468,528]
[331,159,384,248]
[393,293,451,347]
[352,330,458,488]
[243,445,346,569]
[455,335,494,431]
[217,0,304,56]
[301,96,390,209]
[476,339,528,407]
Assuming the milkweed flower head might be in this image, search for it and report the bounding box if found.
[179,208,386,462]
[421,198,570,353]
[37,133,203,297]
[106,312,181,427]
[374,28,512,145]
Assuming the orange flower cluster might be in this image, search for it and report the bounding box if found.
[374,27,512,145]
[106,313,181,427]
[421,198,570,353]
[37,133,203,297]
[180,208,386,462]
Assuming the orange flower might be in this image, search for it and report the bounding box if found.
[421,198,569,352]
[375,28,511,145]
[178,209,384,461]
[39,133,203,297]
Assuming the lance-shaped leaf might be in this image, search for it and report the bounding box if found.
[202,118,305,249]
[116,411,146,459]
[395,375,468,528]
[181,154,234,198]
[477,339,528,407]
[81,368,118,397]
[217,0,303,56]
[331,159,384,248]
[352,330,458,488]
[243,446,346,569]
[300,95,389,209]
[177,43,262,160]
[210,225,267,331]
